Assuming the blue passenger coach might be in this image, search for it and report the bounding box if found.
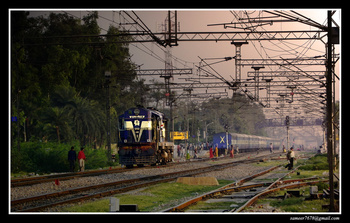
[213,132,280,155]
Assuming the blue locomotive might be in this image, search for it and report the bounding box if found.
[118,107,174,167]
[212,132,280,155]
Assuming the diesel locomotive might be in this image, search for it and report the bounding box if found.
[118,107,174,167]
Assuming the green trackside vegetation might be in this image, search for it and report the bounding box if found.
[11,141,119,175]
[62,180,232,212]
[298,154,330,171]
[248,153,339,213]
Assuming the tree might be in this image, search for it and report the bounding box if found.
[76,97,105,146]
[41,106,72,143]
[11,11,147,147]
[173,92,267,143]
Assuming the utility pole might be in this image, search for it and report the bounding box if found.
[285,116,290,149]
[225,124,229,154]
[231,41,248,84]
[326,10,334,212]
[105,71,112,162]
[251,65,265,101]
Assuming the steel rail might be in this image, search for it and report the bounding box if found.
[11,168,133,187]
[164,173,324,213]
[234,179,329,212]
[233,165,323,212]
[163,156,316,213]
[10,151,252,187]
[163,165,281,212]
[12,152,280,212]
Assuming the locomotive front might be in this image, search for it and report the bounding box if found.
[118,107,173,167]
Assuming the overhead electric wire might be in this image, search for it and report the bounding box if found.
[229,10,327,117]
[63,10,329,108]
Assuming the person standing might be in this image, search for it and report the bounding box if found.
[285,147,295,170]
[186,150,191,161]
[270,143,273,153]
[230,144,234,158]
[68,146,76,172]
[289,147,295,170]
[209,146,214,159]
[215,145,218,158]
[78,147,86,172]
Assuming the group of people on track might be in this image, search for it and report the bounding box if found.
[209,144,236,159]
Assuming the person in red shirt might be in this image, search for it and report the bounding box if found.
[209,147,214,159]
[78,147,86,172]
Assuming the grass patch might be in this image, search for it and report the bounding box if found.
[269,197,330,212]
[62,179,232,212]
[251,159,285,167]
[287,170,328,180]
[298,154,329,171]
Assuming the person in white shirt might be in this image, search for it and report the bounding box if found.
[285,147,295,170]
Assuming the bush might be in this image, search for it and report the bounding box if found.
[299,154,329,170]
[11,141,117,174]
[84,148,112,170]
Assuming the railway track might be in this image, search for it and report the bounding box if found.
[10,151,253,188]
[11,152,283,212]
[11,167,134,187]
[12,148,304,189]
[164,164,328,213]
[163,165,282,212]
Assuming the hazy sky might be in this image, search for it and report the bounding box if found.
[24,9,340,118]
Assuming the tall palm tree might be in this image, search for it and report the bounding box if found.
[42,106,72,143]
[68,96,106,146]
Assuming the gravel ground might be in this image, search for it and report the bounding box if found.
[196,163,271,181]
[242,203,284,212]
[11,151,274,201]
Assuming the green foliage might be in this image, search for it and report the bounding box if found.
[172,92,267,142]
[299,154,329,170]
[11,11,147,150]
[11,141,117,174]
